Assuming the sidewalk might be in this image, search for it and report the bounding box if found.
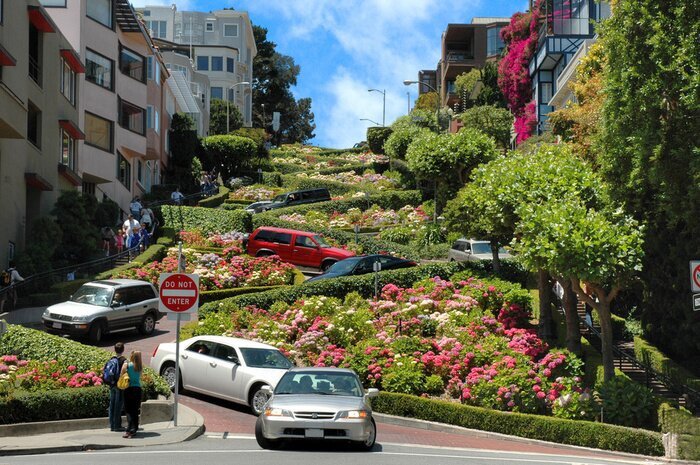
[0,403,204,456]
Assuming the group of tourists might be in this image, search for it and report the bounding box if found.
[100,197,157,258]
[200,171,219,197]
[0,260,24,313]
[103,342,143,438]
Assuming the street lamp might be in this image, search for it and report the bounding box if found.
[367,88,386,127]
[226,81,250,133]
[359,118,381,126]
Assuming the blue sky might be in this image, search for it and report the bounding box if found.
[131,0,527,148]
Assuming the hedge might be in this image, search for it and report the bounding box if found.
[367,127,393,154]
[659,403,700,460]
[199,267,306,304]
[94,244,169,281]
[197,186,230,208]
[316,147,364,156]
[633,336,700,393]
[161,205,252,234]
[199,262,468,317]
[371,392,664,456]
[280,174,358,196]
[0,387,110,424]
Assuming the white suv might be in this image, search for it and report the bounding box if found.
[448,239,512,262]
[42,279,163,343]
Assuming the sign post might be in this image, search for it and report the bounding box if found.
[353,224,360,244]
[373,260,381,299]
[159,242,199,426]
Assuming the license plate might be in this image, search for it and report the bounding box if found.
[52,322,62,329]
[305,429,324,438]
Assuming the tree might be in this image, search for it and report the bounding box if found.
[459,105,514,150]
[515,200,644,381]
[455,70,481,109]
[208,98,243,135]
[474,62,507,108]
[598,0,700,360]
[51,191,100,264]
[384,125,428,160]
[252,25,315,144]
[166,114,201,193]
[202,135,257,181]
[414,92,440,112]
[366,127,393,154]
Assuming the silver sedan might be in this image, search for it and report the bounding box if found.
[255,367,378,450]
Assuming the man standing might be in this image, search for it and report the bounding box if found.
[0,261,24,312]
[122,214,141,257]
[129,198,143,221]
[171,187,185,205]
[104,342,127,431]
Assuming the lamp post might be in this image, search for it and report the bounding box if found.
[403,79,440,130]
[226,81,250,133]
[406,91,411,115]
[359,118,381,126]
[367,88,386,127]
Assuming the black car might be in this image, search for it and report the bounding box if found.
[306,254,417,282]
[262,188,331,211]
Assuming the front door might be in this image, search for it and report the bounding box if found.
[180,340,215,393]
[271,231,293,262]
[292,234,321,267]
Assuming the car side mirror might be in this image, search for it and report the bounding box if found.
[112,301,123,308]
[261,385,273,394]
[365,388,379,398]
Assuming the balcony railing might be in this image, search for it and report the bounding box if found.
[446,51,474,62]
[29,55,41,85]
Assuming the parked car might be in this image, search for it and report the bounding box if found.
[260,188,331,212]
[255,367,378,450]
[247,227,355,270]
[151,335,293,415]
[42,279,164,343]
[244,200,274,214]
[306,254,417,283]
[447,238,512,262]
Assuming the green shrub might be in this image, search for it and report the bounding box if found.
[371,392,664,456]
[197,186,231,208]
[415,223,446,247]
[316,147,364,156]
[366,127,393,154]
[280,175,357,196]
[275,163,307,174]
[633,336,700,393]
[199,268,305,304]
[316,164,369,176]
[161,205,252,234]
[658,403,700,460]
[203,135,257,181]
[377,226,414,245]
[384,125,427,160]
[382,363,426,395]
[0,387,109,424]
[596,374,655,428]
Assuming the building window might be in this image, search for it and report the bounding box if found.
[27,101,41,148]
[82,181,95,195]
[87,0,113,29]
[147,56,153,80]
[487,27,505,57]
[117,152,131,190]
[85,49,113,90]
[85,111,113,152]
[119,45,145,82]
[60,57,76,105]
[446,80,456,94]
[211,56,223,71]
[223,24,238,37]
[40,0,67,6]
[211,87,223,100]
[137,159,143,183]
[0,0,3,24]
[146,20,167,39]
[154,109,160,134]
[143,10,150,16]
[206,22,214,32]
[147,105,153,129]
[196,56,209,71]
[119,98,146,135]
[60,128,76,169]
[541,82,553,104]
[29,24,42,86]
[227,57,234,73]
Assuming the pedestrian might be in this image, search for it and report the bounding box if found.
[101,226,115,256]
[0,260,24,312]
[121,350,143,438]
[122,214,141,258]
[103,342,127,431]
[129,197,143,221]
[171,187,184,205]
[115,229,125,254]
[138,226,151,252]
[140,204,154,232]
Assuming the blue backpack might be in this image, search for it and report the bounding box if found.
[102,357,121,385]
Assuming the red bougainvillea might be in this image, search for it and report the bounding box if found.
[514,101,538,144]
[498,2,542,143]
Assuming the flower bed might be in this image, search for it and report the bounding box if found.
[179,230,247,248]
[193,275,593,418]
[0,355,103,397]
[228,186,280,201]
[278,205,429,230]
[295,170,396,188]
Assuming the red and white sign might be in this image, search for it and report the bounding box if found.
[159,273,199,314]
[691,261,700,293]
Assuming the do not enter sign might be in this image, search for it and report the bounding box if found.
[159,273,199,313]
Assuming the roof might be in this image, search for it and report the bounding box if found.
[470,17,511,24]
[91,279,154,287]
[288,367,356,374]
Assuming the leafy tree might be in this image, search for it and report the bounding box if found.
[208,98,243,135]
[414,92,440,112]
[281,97,315,144]
[16,217,62,276]
[202,135,257,181]
[474,62,507,108]
[51,191,99,264]
[231,127,270,158]
[455,70,481,107]
[515,200,644,381]
[384,125,428,160]
[598,0,700,360]
[458,105,514,150]
[392,109,439,133]
[366,127,393,154]
[166,113,202,193]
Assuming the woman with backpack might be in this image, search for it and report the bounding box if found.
[0,261,23,313]
[120,350,143,438]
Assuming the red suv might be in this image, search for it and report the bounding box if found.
[247,227,355,270]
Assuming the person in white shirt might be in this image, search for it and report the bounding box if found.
[140,205,154,232]
[0,260,24,312]
[129,198,143,221]
[171,187,185,205]
[122,215,141,250]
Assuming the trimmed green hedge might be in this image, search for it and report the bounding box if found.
[197,186,230,208]
[634,337,700,393]
[199,268,306,304]
[199,262,467,317]
[161,205,252,234]
[316,147,364,156]
[93,244,168,281]
[315,164,370,176]
[659,403,700,460]
[0,387,109,424]
[372,392,664,456]
[280,175,358,196]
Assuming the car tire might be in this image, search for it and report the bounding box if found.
[355,417,377,451]
[249,384,271,416]
[88,321,106,343]
[321,260,336,272]
[139,312,157,335]
[255,416,279,450]
[160,362,183,392]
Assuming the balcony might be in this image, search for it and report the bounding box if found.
[446,51,474,62]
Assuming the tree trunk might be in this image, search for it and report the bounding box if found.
[537,269,553,341]
[597,299,615,382]
[561,279,582,355]
[491,242,501,274]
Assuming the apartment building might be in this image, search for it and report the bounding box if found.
[0,0,84,266]
[418,17,509,109]
[528,0,610,132]
[41,0,175,217]
[137,5,256,127]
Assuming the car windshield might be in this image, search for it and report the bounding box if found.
[326,258,360,274]
[70,285,114,307]
[275,371,363,397]
[273,194,287,203]
[314,235,331,248]
[240,348,293,369]
[471,243,491,254]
